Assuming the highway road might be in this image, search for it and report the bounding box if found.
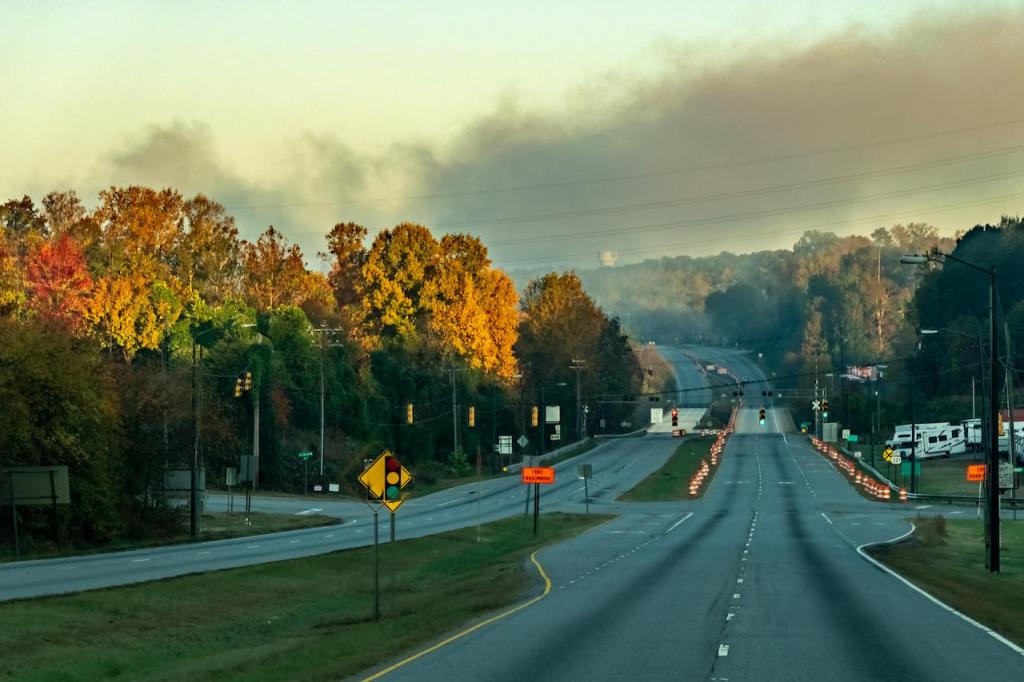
[361,395,1024,681]
[0,433,683,601]
[6,346,1023,680]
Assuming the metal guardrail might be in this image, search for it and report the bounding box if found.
[835,440,1024,509]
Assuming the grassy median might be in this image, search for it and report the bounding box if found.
[0,512,609,682]
[619,437,714,501]
[869,516,1024,645]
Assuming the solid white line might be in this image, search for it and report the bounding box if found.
[821,512,833,525]
[289,539,301,544]
[131,558,150,563]
[436,497,465,508]
[857,525,1024,657]
[666,512,694,533]
[196,551,211,556]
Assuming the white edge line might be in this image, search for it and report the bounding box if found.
[857,524,1024,657]
[821,512,833,525]
[666,512,694,533]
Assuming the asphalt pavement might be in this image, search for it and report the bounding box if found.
[361,422,1024,681]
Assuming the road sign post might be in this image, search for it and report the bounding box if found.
[357,450,412,621]
[297,450,313,494]
[578,463,592,514]
[522,467,555,535]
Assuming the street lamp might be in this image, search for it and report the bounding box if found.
[903,248,1000,571]
[540,382,568,458]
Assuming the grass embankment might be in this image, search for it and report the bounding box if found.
[870,516,1024,645]
[0,513,609,682]
[620,437,714,501]
[1,512,337,563]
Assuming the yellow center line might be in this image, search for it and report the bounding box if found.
[359,550,552,681]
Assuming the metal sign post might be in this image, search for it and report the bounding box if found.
[373,510,380,622]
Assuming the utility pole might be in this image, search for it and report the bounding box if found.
[191,341,200,538]
[451,367,459,456]
[320,330,325,477]
[571,359,586,442]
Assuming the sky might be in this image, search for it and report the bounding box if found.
[3,1,1024,273]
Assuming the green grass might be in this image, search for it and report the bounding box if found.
[619,437,714,501]
[1,511,338,563]
[869,516,1024,646]
[0,512,610,682]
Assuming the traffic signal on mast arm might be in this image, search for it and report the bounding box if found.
[759,408,767,426]
[407,403,414,424]
[531,406,539,427]
[821,399,830,419]
[234,377,243,398]
[243,371,252,391]
[384,455,403,502]
[468,405,475,428]
[671,408,679,427]
[998,412,1005,436]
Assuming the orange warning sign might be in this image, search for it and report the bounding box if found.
[522,467,556,484]
[966,464,986,482]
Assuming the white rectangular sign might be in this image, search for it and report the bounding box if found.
[650,407,664,424]
[999,461,1016,490]
[545,405,561,424]
[498,435,513,455]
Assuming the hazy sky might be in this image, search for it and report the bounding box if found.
[3,1,1023,272]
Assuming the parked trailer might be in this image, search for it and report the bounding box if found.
[887,423,967,459]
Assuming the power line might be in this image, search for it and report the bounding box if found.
[489,168,1024,249]
[495,191,1024,268]
[432,145,1024,230]
[223,116,1024,211]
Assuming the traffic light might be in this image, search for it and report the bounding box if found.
[384,455,403,502]
[822,399,830,419]
[671,408,679,427]
[759,408,766,426]
[468,405,475,428]
[998,412,1005,437]
[531,406,539,428]
[233,377,243,398]
[407,403,414,424]
[243,371,252,391]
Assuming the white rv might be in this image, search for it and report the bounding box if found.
[886,422,967,459]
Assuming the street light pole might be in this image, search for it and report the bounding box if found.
[902,250,999,571]
[191,341,199,538]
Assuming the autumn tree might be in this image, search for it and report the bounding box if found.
[25,233,93,330]
[240,226,317,311]
[176,194,241,303]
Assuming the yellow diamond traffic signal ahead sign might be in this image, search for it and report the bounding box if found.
[358,449,413,512]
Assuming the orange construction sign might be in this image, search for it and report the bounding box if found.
[522,467,556,484]
[966,464,986,482]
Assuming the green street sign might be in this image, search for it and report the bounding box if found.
[847,434,859,443]
[297,451,314,460]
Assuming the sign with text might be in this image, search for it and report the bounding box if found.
[650,407,663,424]
[522,467,555,484]
[999,461,1016,490]
[545,405,561,424]
[967,464,986,482]
[0,466,70,506]
[498,435,513,455]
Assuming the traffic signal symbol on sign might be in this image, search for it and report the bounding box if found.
[358,450,413,512]
[384,455,402,501]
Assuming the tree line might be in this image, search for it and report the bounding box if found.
[0,189,641,552]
